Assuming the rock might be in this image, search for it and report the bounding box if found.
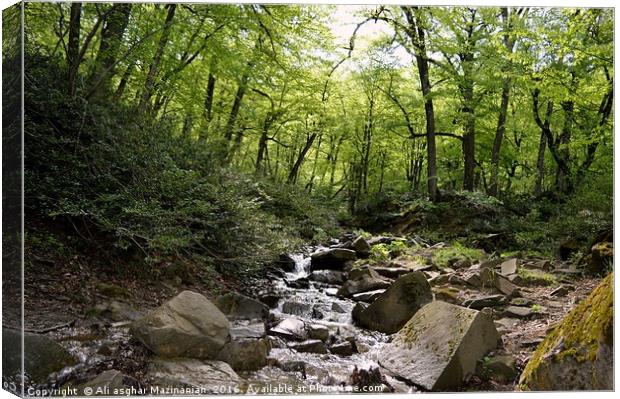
[214,292,269,321]
[93,300,143,322]
[464,273,481,287]
[258,292,281,308]
[522,260,552,271]
[428,274,450,286]
[310,248,356,270]
[509,297,533,306]
[549,285,572,297]
[2,329,76,384]
[351,289,386,303]
[494,273,521,297]
[147,359,241,392]
[507,274,525,286]
[494,318,519,332]
[479,258,506,269]
[230,322,265,339]
[559,238,581,260]
[281,301,313,317]
[503,306,534,319]
[337,267,391,298]
[285,277,310,289]
[308,270,346,285]
[520,273,613,390]
[217,338,269,371]
[269,318,306,340]
[312,306,324,319]
[329,341,354,356]
[352,272,432,334]
[452,258,472,269]
[479,355,517,383]
[586,241,613,275]
[380,301,501,391]
[499,258,518,276]
[73,370,136,396]
[307,324,329,342]
[289,339,327,354]
[276,254,296,272]
[130,291,230,359]
[351,236,371,256]
[331,302,347,313]
[463,295,507,310]
[479,267,495,287]
[433,286,460,304]
[367,236,406,246]
[373,266,411,279]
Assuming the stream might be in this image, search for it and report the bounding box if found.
[240,247,414,393]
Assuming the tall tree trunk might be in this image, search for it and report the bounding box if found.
[88,3,132,94]
[113,60,134,101]
[223,72,249,147]
[288,133,317,184]
[67,3,82,96]
[403,6,437,201]
[489,7,518,197]
[139,4,176,112]
[462,98,475,191]
[534,129,547,196]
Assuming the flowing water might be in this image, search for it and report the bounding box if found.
[240,246,414,394]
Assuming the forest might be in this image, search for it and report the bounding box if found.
[1,1,614,395]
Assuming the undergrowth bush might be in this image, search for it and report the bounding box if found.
[25,55,338,275]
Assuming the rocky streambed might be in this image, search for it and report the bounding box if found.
[3,233,612,394]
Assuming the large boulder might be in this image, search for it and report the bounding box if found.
[352,272,432,333]
[519,273,613,391]
[214,292,268,321]
[147,359,241,393]
[217,338,269,371]
[380,301,501,391]
[268,318,306,340]
[130,291,230,359]
[2,329,76,384]
[585,241,613,276]
[310,248,356,270]
[308,270,347,285]
[337,267,391,298]
[71,370,139,396]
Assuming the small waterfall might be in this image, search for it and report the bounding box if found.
[287,253,311,278]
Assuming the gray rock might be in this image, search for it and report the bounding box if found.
[499,258,518,276]
[308,270,346,285]
[337,267,391,298]
[380,301,501,391]
[289,339,327,354]
[329,341,354,356]
[285,278,310,289]
[147,359,241,392]
[217,338,269,371]
[93,301,143,322]
[73,370,137,396]
[258,292,282,308]
[307,324,329,342]
[549,285,572,297]
[281,301,313,317]
[463,295,507,310]
[310,248,356,270]
[130,291,230,359]
[2,329,76,384]
[373,266,411,279]
[352,272,432,334]
[276,254,296,272]
[331,302,347,313]
[351,236,371,256]
[215,292,269,321]
[230,322,265,339]
[480,355,518,383]
[503,306,534,318]
[494,273,522,297]
[494,318,519,332]
[269,318,306,340]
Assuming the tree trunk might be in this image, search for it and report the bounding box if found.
[89,4,132,94]
[139,4,176,112]
[403,6,437,201]
[223,73,249,144]
[288,133,317,184]
[113,61,134,102]
[489,78,511,196]
[534,129,547,196]
[462,100,475,191]
[67,3,82,96]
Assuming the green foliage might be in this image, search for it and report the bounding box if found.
[432,242,485,269]
[517,268,558,286]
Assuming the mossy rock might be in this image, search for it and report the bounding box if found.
[519,273,613,390]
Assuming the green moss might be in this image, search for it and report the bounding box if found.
[520,273,613,389]
[517,268,557,286]
[432,242,484,269]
